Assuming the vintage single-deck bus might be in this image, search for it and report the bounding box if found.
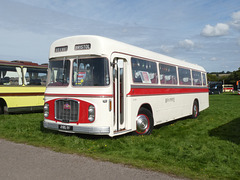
[43,35,209,137]
[223,84,233,92]
[0,60,47,114]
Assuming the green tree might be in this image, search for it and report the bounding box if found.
[207,73,219,82]
[225,67,240,84]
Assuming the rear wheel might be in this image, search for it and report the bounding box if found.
[135,108,153,135]
[192,100,199,119]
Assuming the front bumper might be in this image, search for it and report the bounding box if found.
[43,120,110,135]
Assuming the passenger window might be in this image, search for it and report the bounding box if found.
[131,58,158,84]
[192,71,202,86]
[0,65,22,85]
[159,64,177,85]
[179,68,191,85]
[24,67,47,86]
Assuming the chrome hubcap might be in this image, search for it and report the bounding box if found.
[193,105,197,116]
[136,115,149,133]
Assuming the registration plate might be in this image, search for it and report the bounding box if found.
[59,125,73,131]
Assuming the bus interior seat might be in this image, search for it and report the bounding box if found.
[30,79,41,85]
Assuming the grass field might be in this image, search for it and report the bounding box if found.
[0,93,240,179]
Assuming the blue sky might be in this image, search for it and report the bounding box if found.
[1,0,240,72]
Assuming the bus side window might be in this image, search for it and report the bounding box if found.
[159,64,177,85]
[23,67,47,86]
[192,71,202,86]
[179,68,191,85]
[0,77,9,85]
[0,66,22,85]
[131,58,158,84]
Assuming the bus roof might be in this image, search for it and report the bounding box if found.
[0,60,48,68]
[50,35,206,72]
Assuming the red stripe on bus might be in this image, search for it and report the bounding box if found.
[127,87,208,96]
[44,93,113,98]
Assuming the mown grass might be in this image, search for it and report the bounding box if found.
[0,93,240,179]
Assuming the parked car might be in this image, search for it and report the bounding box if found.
[209,82,222,95]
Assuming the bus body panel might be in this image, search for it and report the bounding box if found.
[44,95,113,136]
[127,92,209,129]
[0,87,46,113]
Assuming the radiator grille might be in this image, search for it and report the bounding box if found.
[55,99,79,122]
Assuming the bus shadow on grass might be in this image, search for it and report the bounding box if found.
[209,117,240,145]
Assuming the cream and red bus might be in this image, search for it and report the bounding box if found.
[223,84,233,92]
[0,60,47,114]
[43,35,209,137]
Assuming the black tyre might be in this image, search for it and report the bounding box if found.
[0,100,8,115]
[192,100,199,119]
[0,105,8,114]
[134,108,153,135]
[0,104,4,114]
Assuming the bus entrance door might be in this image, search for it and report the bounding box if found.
[113,58,126,133]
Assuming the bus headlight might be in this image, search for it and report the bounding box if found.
[88,105,95,122]
[44,103,49,117]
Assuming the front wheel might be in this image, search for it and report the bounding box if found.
[0,104,3,114]
[0,105,8,115]
[134,108,153,135]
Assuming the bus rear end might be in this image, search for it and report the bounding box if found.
[223,84,233,92]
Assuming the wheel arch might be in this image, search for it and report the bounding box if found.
[194,98,199,107]
[138,103,153,120]
[0,98,7,107]
[139,103,152,112]
[0,98,8,114]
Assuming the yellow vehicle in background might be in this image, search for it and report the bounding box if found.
[0,60,47,114]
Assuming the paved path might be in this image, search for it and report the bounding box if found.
[0,139,186,180]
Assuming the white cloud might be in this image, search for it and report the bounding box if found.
[232,11,240,20]
[178,39,195,49]
[238,38,240,46]
[231,11,240,28]
[210,57,217,61]
[160,45,174,53]
[201,23,229,37]
[160,39,195,53]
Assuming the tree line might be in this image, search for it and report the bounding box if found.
[207,67,240,88]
